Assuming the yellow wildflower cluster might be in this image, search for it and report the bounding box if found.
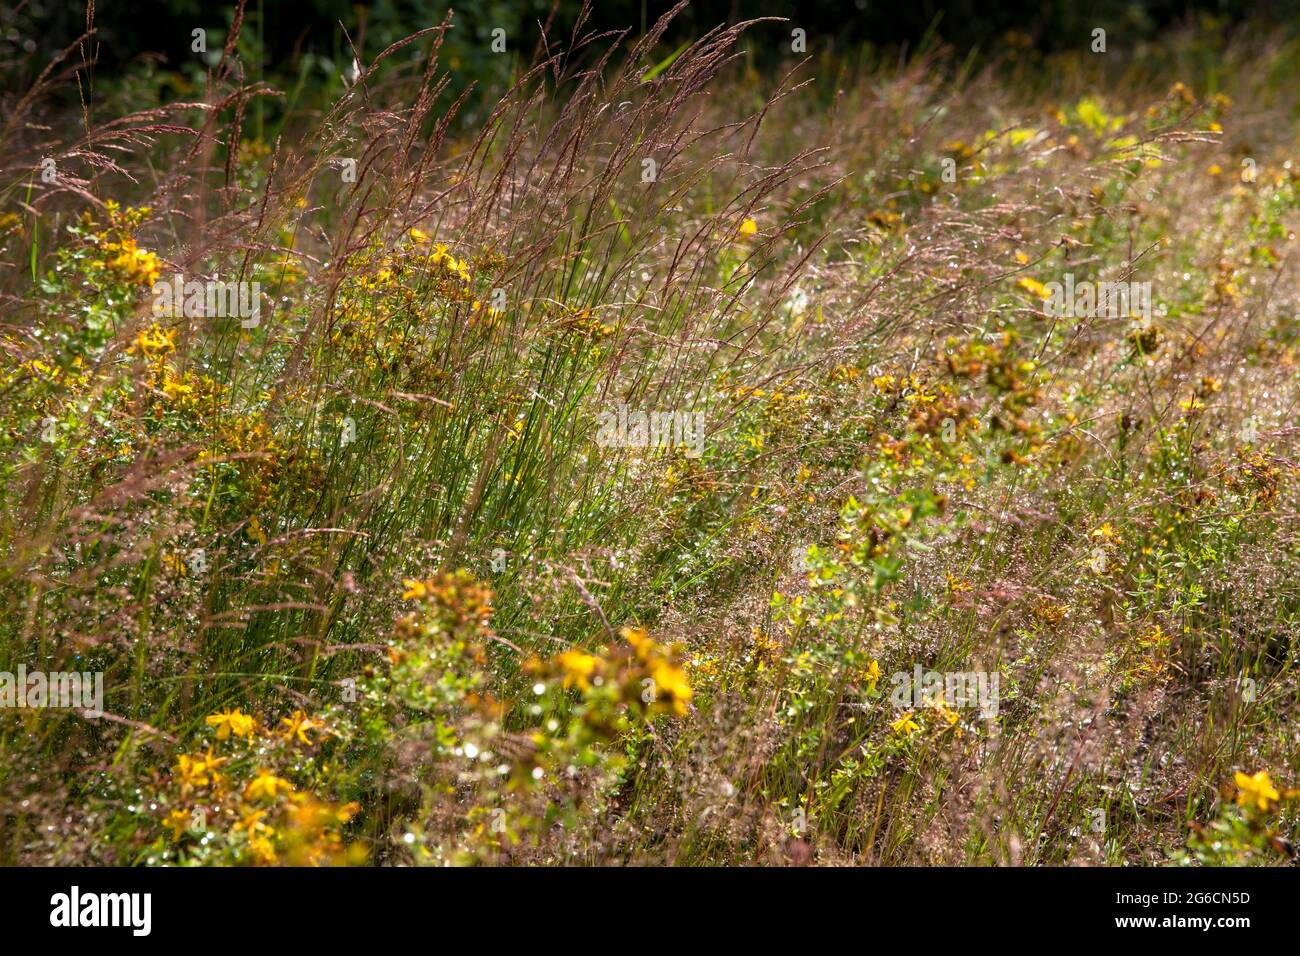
[201,413,319,508]
[17,356,93,390]
[74,202,163,291]
[1128,623,1173,682]
[275,794,364,866]
[161,705,357,865]
[410,229,473,282]
[624,626,693,716]
[727,383,813,405]
[400,569,496,639]
[530,625,694,718]
[101,237,162,287]
[129,323,177,359]
[1226,448,1282,506]
[173,748,228,795]
[890,699,962,737]
[128,323,226,417]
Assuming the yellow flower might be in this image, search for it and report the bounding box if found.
[402,577,429,600]
[173,748,228,793]
[618,626,693,715]
[931,700,961,727]
[246,516,267,546]
[160,367,195,401]
[556,649,602,691]
[248,834,278,864]
[867,208,902,231]
[163,808,190,840]
[891,712,920,735]
[234,806,272,838]
[279,710,324,746]
[863,659,881,691]
[1017,277,1051,301]
[1234,770,1281,812]
[205,708,257,740]
[423,242,472,282]
[128,323,176,358]
[471,299,503,321]
[623,625,653,660]
[102,237,162,287]
[235,806,282,863]
[244,770,295,802]
[649,661,693,716]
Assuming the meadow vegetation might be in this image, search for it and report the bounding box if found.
[1,5,1298,865]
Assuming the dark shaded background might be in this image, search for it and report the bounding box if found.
[4,0,1298,78]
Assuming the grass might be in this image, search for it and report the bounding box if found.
[0,7,1298,866]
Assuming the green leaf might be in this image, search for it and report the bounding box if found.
[640,41,689,84]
